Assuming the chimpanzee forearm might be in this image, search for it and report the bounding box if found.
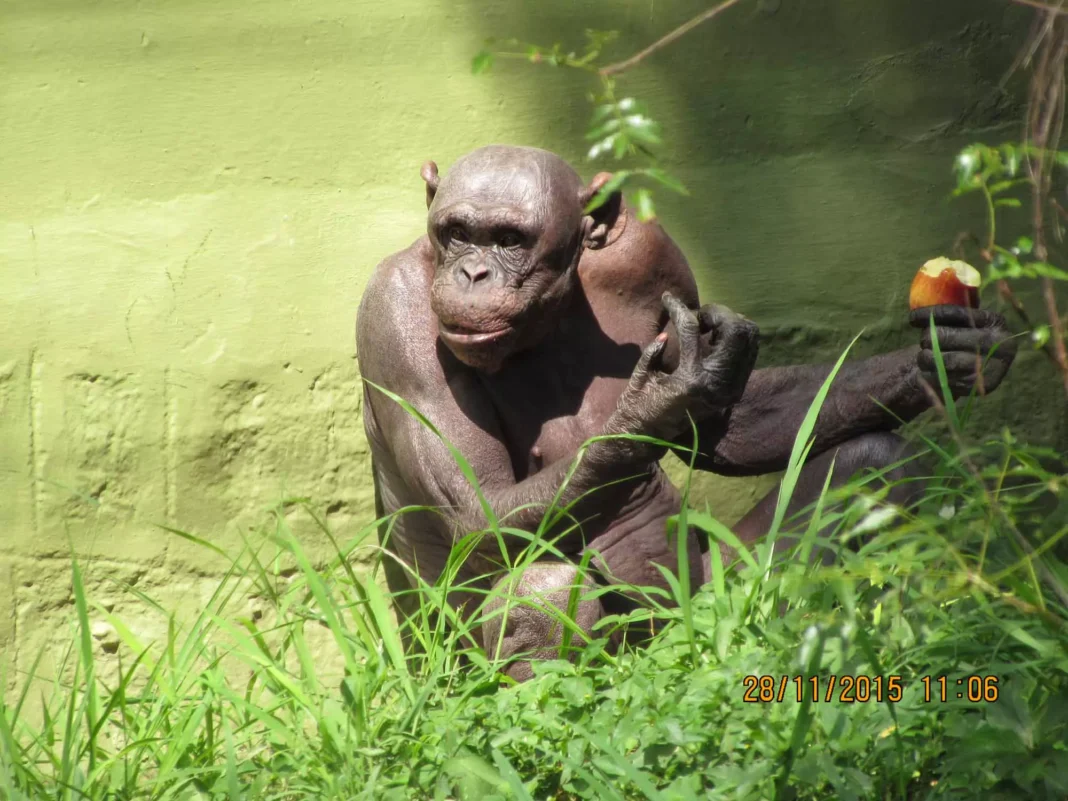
[451,434,660,553]
[676,347,928,476]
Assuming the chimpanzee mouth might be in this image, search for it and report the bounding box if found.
[439,322,514,347]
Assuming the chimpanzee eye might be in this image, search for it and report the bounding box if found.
[498,230,522,249]
[447,225,469,243]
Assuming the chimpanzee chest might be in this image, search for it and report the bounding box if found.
[479,320,650,479]
[483,370,629,479]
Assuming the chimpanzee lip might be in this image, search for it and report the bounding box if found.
[439,322,514,346]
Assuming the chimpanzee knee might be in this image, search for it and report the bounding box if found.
[827,431,926,508]
[731,430,928,560]
[480,563,605,682]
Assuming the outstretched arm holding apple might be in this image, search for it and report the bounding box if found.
[673,258,1018,477]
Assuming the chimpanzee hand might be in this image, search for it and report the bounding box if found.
[609,292,759,451]
[909,305,1017,399]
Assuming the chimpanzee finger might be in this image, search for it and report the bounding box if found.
[630,333,668,387]
[919,326,1016,358]
[696,304,727,337]
[704,309,760,385]
[662,292,701,370]
[917,349,987,376]
[908,305,1004,330]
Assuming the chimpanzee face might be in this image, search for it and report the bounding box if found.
[425,146,589,373]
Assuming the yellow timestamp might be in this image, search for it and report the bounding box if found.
[742,674,1000,703]
[921,675,1000,703]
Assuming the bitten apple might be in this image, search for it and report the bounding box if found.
[908,257,981,311]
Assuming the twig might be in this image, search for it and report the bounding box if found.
[599,0,747,77]
[1041,276,1068,395]
[1009,0,1068,15]
[993,279,1066,368]
[1022,9,1068,398]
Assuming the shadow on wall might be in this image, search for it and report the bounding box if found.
[449,0,1068,452]
[456,0,1031,333]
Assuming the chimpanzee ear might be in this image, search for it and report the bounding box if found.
[421,161,440,209]
[580,172,623,250]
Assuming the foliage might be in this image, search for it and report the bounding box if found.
[471,30,689,221]
[951,141,1068,355]
[2,340,1067,799]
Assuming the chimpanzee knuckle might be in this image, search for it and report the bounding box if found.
[696,305,722,333]
[724,317,754,344]
[987,326,1016,352]
[981,310,1006,330]
[996,337,1018,361]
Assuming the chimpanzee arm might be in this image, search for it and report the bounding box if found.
[675,347,927,477]
[675,303,1017,476]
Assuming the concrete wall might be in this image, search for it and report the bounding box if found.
[2,0,1061,677]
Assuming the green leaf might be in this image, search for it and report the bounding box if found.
[995,198,1022,208]
[490,749,536,800]
[590,103,618,125]
[444,754,507,795]
[642,167,689,196]
[471,50,493,75]
[633,188,656,222]
[585,117,622,142]
[583,170,630,213]
[685,510,758,571]
[1032,324,1051,348]
[622,115,662,148]
[587,134,619,161]
[584,28,619,51]
[990,249,1024,281]
[954,146,982,190]
[1001,143,1020,176]
[1026,261,1068,280]
[764,333,862,547]
[928,314,960,434]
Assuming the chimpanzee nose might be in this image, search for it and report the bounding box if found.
[460,263,490,284]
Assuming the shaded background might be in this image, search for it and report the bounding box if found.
[2,0,1062,683]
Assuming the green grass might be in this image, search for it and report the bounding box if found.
[2,346,1067,800]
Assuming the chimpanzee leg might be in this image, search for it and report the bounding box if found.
[480,563,606,682]
[720,432,926,568]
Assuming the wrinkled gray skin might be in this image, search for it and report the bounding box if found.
[356,145,1016,681]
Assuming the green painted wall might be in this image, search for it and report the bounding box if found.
[2,0,1062,681]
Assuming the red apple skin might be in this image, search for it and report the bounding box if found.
[909,267,980,311]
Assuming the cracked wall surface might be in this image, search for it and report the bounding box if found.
[1,0,1061,687]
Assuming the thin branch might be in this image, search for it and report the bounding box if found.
[1009,0,1068,15]
[599,0,747,77]
[1022,9,1068,398]
[994,279,1064,368]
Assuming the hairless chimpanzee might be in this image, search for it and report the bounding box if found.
[356,145,1016,680]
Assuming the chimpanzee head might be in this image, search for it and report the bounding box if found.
[423,145,620,373]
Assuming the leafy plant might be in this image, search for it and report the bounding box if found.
[470,25,701,220]
[2,330,1066,798]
